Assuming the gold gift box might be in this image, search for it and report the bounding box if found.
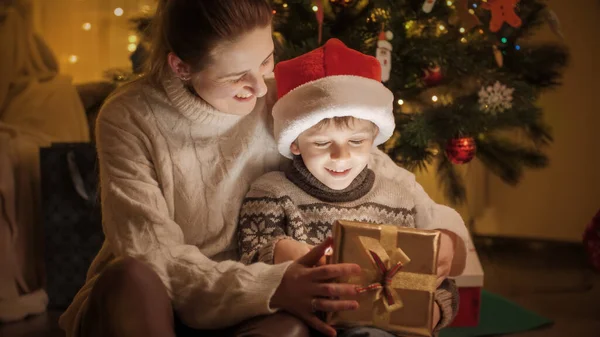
[326,220,441,337]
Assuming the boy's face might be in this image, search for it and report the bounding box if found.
[290,119,377,190]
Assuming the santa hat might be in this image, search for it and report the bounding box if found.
[272,38,395,159]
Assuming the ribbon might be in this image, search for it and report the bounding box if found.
[351,226,438,316]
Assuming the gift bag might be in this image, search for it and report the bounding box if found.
[40,142,103,310]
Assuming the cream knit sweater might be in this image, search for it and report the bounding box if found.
[58,76,291,336]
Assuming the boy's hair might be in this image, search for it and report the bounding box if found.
[311,116,380,135]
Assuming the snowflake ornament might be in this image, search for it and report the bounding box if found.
[479,81,514,114]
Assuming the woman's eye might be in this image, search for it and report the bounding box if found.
[229,77,243,84]
[314,141,331,147]
[349,140,365,145]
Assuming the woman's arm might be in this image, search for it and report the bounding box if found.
[96,101,291,329]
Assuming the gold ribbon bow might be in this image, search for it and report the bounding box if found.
[350,226,438,315]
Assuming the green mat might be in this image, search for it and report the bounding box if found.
[439,290,552,337]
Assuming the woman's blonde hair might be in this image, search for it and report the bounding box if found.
[146,0,272,86]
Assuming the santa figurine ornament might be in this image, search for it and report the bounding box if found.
[376,29,393,83]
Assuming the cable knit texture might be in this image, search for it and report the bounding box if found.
[58,75,292,337]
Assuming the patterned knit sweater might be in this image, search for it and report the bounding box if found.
[238,156,468,330]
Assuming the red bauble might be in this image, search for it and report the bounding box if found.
[445,137,476,164]
[423,65,443,86]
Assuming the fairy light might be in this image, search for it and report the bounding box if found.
[432,95,439,102]
[283,3,288,8]
[501,37,508,43]
[128,35,137,43]
[82,22,91,31]
[68,55,78,64]
[127,43,137,52]
[515,45,521,50]
[438,25,446,31]
[468,9,475,14]
[312,5,318,11]
[272,9,277,14]
[397,99,404,105]
[461,37,467,43]
[114,7,124,16]
[446,1,453,5]
[459,27,466,33]
[479,29,485,34]
[473,3,478,8]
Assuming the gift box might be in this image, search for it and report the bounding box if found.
[448,233,484,327]
[327,220,441,337]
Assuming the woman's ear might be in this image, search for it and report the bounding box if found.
[167,52,192,80]
[290,141,301,156]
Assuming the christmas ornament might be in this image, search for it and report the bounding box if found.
[422,0,437,13]
[376,29,393,83]
[423,65,443,86]
[478,81,514,114]
[481,0,522,32]
[545,8,564,39]
[455,0,481,30]
[445,137,476,164]
[492,45,503,67]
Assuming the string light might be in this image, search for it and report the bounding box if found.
[459,27,466,33]
[501,37,508,43]
[283,3,288,8]
[128,35,137,43]
[461,37,467,43]
[272,9,277,14]
[432,95,439,102]
[468,9,475,14]
[68,55,78,64]
[127,43,137,52]
[473,3,478,8]
[82,22,91,31]
[515,45,521,50]
[438,25,446,31]
[397,99,404,105]
[446,1,453,5]
[312,5,318,12]
[479,29,484,34]
[114,7,124,16]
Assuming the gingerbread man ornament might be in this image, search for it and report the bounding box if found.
[481,0,522,32]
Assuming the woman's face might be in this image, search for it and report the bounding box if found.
[191,25,275,116]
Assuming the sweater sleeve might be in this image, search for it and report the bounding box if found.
[433,279,460,332]
[238,187,295,265]
[371,149,468,276]
[96,101,291,329]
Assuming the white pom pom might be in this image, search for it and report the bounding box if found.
[385,30,394,40]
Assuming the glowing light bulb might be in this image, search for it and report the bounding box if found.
[312,5,318,12]
[432,95,438,102]
[128,35,137,43]
[283,3,288,8]
[398,99,404,105]
[127,43,137,52]
[461,37,467,43]
[468,9,475,14]
[82,22,91,31]
[446,1,453,5]
[501,37,508,43]
[272,9,277,14]
[459,27,466,33]
[439,25,446,31]
[515,45,521,50]
[68,55,78,64]
[114,7,124,16]
[473,4,478,8]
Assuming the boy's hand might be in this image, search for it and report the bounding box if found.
[274,239,311,264]
[436,229,457,287]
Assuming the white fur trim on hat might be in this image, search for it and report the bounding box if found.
[377,40,392,51]
[273,75,395,159]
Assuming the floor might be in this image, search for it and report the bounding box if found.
[1,236,599,337]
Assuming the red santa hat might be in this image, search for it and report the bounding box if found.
[272,38,395,159]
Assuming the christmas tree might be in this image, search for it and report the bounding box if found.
[271,0,568,204]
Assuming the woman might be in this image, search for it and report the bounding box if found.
[58,1,362,337]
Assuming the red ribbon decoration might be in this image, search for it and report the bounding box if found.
[356,250,404,306]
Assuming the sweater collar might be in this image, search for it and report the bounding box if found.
[162,73,242,123]
[285,155,375,203]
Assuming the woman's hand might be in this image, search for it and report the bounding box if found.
[270,238,361,337]
[273,239,311,264]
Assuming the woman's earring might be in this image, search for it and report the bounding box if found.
[179,75,191,82]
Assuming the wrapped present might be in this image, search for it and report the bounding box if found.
[448,233,484,327]
[327,220,440,337]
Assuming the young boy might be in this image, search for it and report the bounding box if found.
[238,39,469,335]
